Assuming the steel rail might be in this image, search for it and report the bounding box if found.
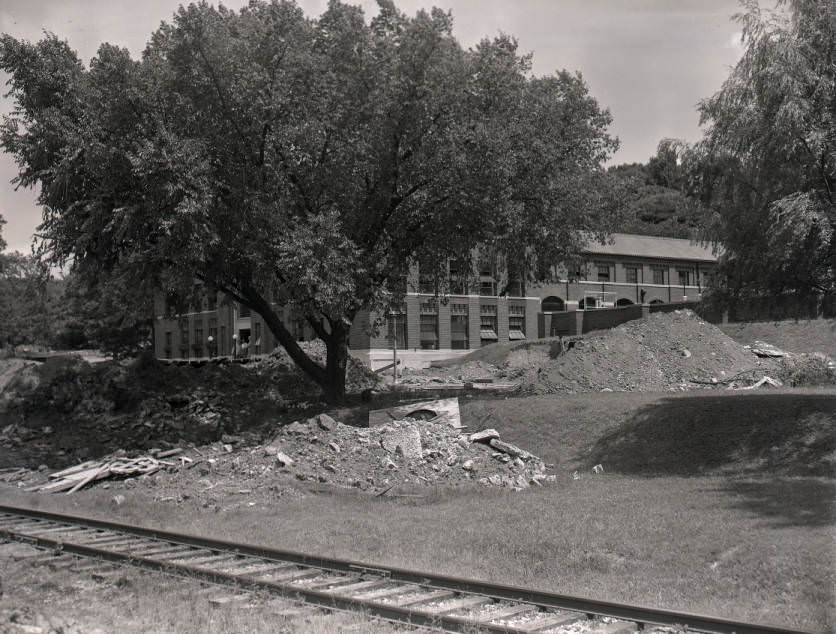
[0,504,817,634]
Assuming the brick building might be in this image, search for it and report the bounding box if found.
[152,233,717,362]
[533,233,718,311]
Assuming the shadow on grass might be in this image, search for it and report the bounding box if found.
[713,478,836,528]
[578,392,835,477]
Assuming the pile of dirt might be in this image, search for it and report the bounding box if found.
[259,414,552,491]
[407,310,786,394]
[0,349,382,470]
[4,413,553,505]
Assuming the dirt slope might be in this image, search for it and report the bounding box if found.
[408,310,778,393]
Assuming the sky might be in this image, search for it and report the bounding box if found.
[0,0,745,254]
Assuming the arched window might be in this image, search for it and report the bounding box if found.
[541,296,565,312]
[649,298,664,305]
[616,298,634,306]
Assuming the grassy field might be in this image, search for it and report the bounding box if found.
[720,318,836,360]
[1,388,834,632]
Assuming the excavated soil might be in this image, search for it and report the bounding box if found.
[402,310,832,394]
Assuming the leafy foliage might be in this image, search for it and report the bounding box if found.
[0,251,60,348]
[609,139,704,239]
[0,0,619,400]
[692,0,835,302]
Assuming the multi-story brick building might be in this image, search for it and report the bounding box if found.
[533,232,717,311]
[152,233,716,363]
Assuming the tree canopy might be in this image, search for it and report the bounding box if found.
[608,139,705,239]
[692,0,834,303]
[0,0,620,400]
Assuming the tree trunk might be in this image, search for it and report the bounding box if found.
[247,292,349,403]
[248,294,328,388]
[323,322,348,404]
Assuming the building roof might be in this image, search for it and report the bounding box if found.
[583,233,718,263]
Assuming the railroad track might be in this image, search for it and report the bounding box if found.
[0,504,811,634]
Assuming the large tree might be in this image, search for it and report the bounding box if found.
[0,0,619,401]
[692,0,834,303]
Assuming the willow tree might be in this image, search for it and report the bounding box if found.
[693,0,835,304]
[1,0,618,401]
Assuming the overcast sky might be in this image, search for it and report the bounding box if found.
[0,0,745,253]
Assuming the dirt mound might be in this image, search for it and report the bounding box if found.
[407,310,778,394]
[261,414,552,492]
[0,348,382,470]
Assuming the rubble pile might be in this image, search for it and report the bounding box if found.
[262,414,554,491]
[406,310,800,394]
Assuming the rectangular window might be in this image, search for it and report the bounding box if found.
[387,313,408,349]
[597,263,610,282]
[653,268,665,285]
[239,303,251,317]
[220,325,226,355]
[625,267,638,284]
[449,259,467,294]
[506,279,523,297]
[480,313,498,346]
[678,270,691,286]
[508,304,526,340]
[479,280,496,296]
[420,314,438,350]
[450,304,469,350]
[194,322,204,356]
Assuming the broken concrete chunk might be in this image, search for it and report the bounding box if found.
[489,438,531,460]
[328,442,341,453]
[316,413,338,431]
[283,421,309,435]
[469,428,500,443]
[462,459,474,471]
[381,427,422,461]
[275,452,294,468]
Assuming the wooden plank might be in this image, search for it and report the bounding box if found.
[268,568,322,583]
[476,603,538,623]
[512,612,583,632]
[419,595,493,616]
[303,575,360,591]
[391,589,457,607]
[240,563,300,579]
[67,465,111,493]
[353,584,418,601]
[48,461,100,479]
[591,621,638,634]
[327,579,391,595]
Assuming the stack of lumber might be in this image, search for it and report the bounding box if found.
[26,454,176,494]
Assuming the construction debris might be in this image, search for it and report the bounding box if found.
[26,455,173,494]
[261,414,552,492]
[735,376,783,390]
[368,397,462,429]
[748,341,787,357]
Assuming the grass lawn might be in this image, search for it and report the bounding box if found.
[2,388,834,632]
[720,318,836,360]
